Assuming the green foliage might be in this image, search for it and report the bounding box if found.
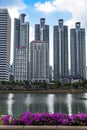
[0,79,87,91]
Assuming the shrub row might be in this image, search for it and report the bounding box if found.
[1,112,87,126]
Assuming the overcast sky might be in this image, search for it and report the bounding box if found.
[0,0,87,67]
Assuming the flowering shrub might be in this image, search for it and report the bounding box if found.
[0,115,10,125]
[1,112,87,126]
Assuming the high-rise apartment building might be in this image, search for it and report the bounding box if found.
[53,19,68,81]
[32,18,49,82]
[30,40,49,82]
[35,18,49,46]
[0,8,11,81]
[70,22,86,79]
[14,14,29,81]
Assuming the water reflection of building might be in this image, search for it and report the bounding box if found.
[24,94,48,113]
[1,93,87,116]
[7,93,14,115]
[82,93,87,113]
[0,94,9,115]
[53,95,68,114]
[66,94,72,115]
[28,103,48,113]
[47,94,54,113]
[68,94,86,114]
[12,94,27,116]
[12,100,26,116]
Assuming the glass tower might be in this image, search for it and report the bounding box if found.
[14,14,29,81]
[0,8,11,81]
[53,19,68,81]
[70,22,86,79]
[35,18,49,47]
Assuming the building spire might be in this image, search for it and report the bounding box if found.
[19,13,26,24]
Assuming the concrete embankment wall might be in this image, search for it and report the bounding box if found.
[0,126,87,130]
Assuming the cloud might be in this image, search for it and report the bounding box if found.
[34,1,56,13]
[0,0,26,9]
[34,0,87,27]
[0,0,27,18]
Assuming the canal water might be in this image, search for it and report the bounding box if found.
[0,93,87,116]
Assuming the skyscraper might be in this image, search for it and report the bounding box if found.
[30,40,49,83]
[70,22,86,79]
[14,14,29,81]
[0,8,11,81]
[53,19,68,81]
[33,18,49,82]
[35,18,49,46]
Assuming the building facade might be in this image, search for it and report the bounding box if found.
[30,40,49,83]
[15,47,28,81]
[70,22,86,79]
[35,18,49,46]
[49,66,53,82]
[53,19,68,81]
[86,67,87,80]
[0,8,11,81]
[33,18,49,82]
[14,14,29,81]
